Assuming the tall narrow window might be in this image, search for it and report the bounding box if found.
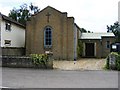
[106,41,110,48]
[44,26,52,48]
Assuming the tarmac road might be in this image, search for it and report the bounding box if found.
[1,67,118,88]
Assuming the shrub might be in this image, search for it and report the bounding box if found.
[106,52,120,70]
[116,53,120,70]
[105,57,109,69]
[30,54,48,68]
[77,40,83,58]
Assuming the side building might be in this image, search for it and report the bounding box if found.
[0,13,25,56]
[0,6,115,59]
[80,33,115,58]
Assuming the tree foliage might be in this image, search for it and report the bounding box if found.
[30,54,48,68]
[107,21,120,42]
[80,28,87,33]
[8,3,40,25]
[77,40,83,58]
[80,28,93,33]
[106,52,120,71]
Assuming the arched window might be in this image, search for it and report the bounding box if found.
[44,26,52,48]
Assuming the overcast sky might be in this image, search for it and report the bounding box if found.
[0,0,119,32]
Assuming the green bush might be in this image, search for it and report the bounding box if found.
[106,52,120,70]
[30,54,48,67]
[116,53,120,70]
[77,40,83,58]
[105,57,109,69]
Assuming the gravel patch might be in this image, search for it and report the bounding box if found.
[53,58,106,70]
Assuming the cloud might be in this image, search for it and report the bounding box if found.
[0,5,10,15]
[0,0,33,15]
[0,0,119,32]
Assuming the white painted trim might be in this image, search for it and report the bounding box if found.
[74,25,77,60]
[83,43,85,56]
[94,42,96,57]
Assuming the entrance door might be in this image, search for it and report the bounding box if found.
[85,43,94,57]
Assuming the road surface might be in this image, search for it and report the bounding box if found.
[1,67,118,88]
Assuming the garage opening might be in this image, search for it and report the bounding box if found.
[85,43,94,57]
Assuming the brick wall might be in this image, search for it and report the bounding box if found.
[1,56,53,69]
[26,6,75,60]
[2,47,25,56]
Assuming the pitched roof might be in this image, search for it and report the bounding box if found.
[31,6,75,20]
[80,33,115,39]
[32,6,67,17]
[0,13,25,28]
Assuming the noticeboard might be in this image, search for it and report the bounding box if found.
[111,43,120,52]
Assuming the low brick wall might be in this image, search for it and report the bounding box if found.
[2,47,25,56]
[2,56,53,69]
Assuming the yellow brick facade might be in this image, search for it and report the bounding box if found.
[26,6,79,60]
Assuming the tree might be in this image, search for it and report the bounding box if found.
[29,3,40,14]
[8,3,40,25]
[80,28,93,33]
[107,21,120,42]
[80,28,87,33]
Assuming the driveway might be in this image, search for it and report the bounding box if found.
[53,58,106,70]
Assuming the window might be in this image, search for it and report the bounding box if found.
[106,41,110,48]
[5,22,11,31]
[44,26,52,48]
[4,40,11,46]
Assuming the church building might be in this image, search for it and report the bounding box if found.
[26,6,116,60]
[0,6,115,60]
[26,6,80,60]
